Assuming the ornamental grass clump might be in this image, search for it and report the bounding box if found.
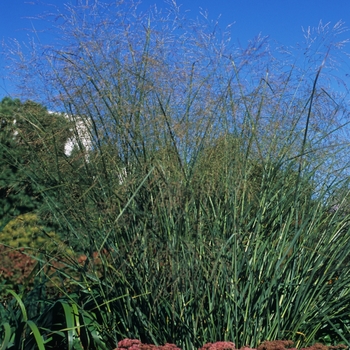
[2,1,350,349]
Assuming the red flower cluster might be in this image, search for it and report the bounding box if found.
[116,339,235,350]
[199,342,236,350]
[114,339,348,350]
[117,339,181,350]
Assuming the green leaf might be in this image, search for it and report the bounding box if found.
[60,301,77,350]
[6,290,27,322]
[0,322,12,350]
[26,320,45,350]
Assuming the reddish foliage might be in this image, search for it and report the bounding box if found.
[0,244,37,286]
[258,341,295,350]
[76,249,110,269]
[258,341,347,350]
[0,244,112,295]
[117,339,142,349]
[199,341,236,350]
[114,340,347,350]
[116,339,181,349]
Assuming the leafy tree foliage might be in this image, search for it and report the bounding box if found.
[0,97,39,227]
[0,97,73,229]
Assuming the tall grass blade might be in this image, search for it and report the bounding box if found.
[0,323,12,350]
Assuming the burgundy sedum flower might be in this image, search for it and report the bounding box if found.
[199,341,235,350]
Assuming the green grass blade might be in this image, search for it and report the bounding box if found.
[0,322,12,350]
[71,303,81,338]
[26,320,45,350]
[60,301,76,350]
[6,290,27,322]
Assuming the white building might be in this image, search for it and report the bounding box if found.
[47,111,93,160]
[63,116,92,159]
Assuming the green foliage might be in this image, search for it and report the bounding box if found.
[0,213,57,249]
[0,99,38,227]
[0,213,68,292]
[0,97,75,231]
[1,1,350,349]
[0,288,112,349]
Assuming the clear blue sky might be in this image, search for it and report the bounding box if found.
[1,0,350,99]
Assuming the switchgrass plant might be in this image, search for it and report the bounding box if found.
[2,1,350,349]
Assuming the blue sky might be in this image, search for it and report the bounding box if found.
[1,0,350,99]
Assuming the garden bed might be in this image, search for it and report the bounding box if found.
[114,339,348,350]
